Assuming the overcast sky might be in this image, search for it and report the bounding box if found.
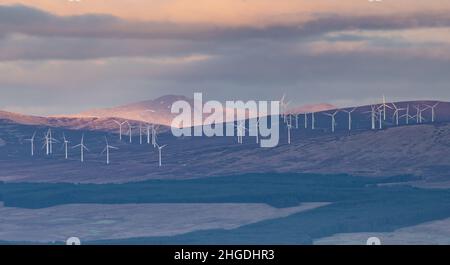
[1,0,450,115]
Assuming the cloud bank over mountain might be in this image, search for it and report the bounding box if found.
[0,2,450,116]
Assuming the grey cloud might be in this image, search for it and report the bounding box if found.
[1,4,450,41]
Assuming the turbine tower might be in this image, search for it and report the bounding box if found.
[280,93,291,123]
[378,108,383,129]
[400,104,414,125]
[311,112,315,130]
[146,124,151,144]
[62,133,70,159]
[364,105,377,130]
[379,94,392,120]
[235,121,247,144]
[102,137,118,165]
[43,128,58,155]
[72,134,88,162]
[343,108,357,131]
[156,143,167,167]
[324,110,339,133]
[424,102,439,123]
[113,120,127,141]
[391,103,405,126]
[413,105,428,124]
[48,129,57,154]
[304,113,308,129]
[151,125,158,147]
[42,130,50,155]
[287,121,292,144]
[25,131,36,156]
[125,121,133,143]
[139,123,143,145]
[255,118,260,144]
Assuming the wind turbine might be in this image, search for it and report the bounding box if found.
[295,114,299,129]
[139,123,143,145]
[151,125,158,147]
[413,105,428,124]
[113,120,127,141]
[155,143,167,167]
[255,118,260,144]
[146,124,151,144]
[235,121,247,144]
[42,130,50,155]
[125,121,133,143]
[424,102,439,122]
[25,131,36,156]
[324,110,339,133]
[43,128,58,155]
[280,93,291,123]
[287,121,292,144]
[48,129,57,154]
[379,94,393,120]
[62,133,70,159]
[391,103,405,126]
[364,105,377,130]
[304,113,308,129]
[400,104,414,125]
[72,134,89,162]
[102,137,118,165]
[342,108,357,131]
[378,108,383,129]
[311,112,315,130]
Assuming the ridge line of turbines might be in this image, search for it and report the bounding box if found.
[278,95,440,142]
[24,116,167,166]
[23,96,441,160]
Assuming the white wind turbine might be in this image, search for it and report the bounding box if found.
[62,133,70,159]
[311,112,315,130]
[424,102,439,122]
[42,130,50,155]
[44,128,58,155]
[287,121,293,144]
[295,114,299,129]
[280,94,291,123]
[156,143,167,167]
[304,113,308,129]
[324,110,339,133]
[101,137,118,165]
[25,131,36,156]
[379,94,393,120]
[125,121,133,143]
[113,120,127,141]
[72,134,88,162]
[413,105,428,124]
[255,118,260,144]
[151,125,159,147]
[364,105,377,130]
[378,108,383,129]
[49,129,58,154]
[400,104,414,125]
[343,108,357,131]
[146,124,151,144]
[235,121,247,144]
[139,123,143,145]
[391,103,405,126]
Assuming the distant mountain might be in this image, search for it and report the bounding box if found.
[2,98,449,135]
[72,95,192,127]
[73,95,337,126]
[0,110,159,135]
[0,110,48,126]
